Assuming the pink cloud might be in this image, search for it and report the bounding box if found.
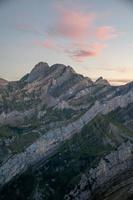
[21,6,119,63]
[68,43,106,62]
[47,7,119,62]
[96,26,118,40]
[50,7,95,41]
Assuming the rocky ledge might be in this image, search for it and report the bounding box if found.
[64,141,133,200]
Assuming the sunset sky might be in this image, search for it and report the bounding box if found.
[0,0,133,85]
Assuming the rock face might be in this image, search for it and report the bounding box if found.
[64,141,133,200]
[0,62,133,199]
[28,62,50,83]
[0,85,133,188]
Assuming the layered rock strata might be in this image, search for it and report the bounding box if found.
[64,141,133,200]
[0,90,133,188]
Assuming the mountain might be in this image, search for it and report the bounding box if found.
[0,62,133,200]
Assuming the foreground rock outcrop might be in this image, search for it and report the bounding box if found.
[65,141,133,200]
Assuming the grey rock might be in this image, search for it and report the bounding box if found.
[64,141,133,200]
[0,90,133,187]
[28,62,49,83]
[0,62,133,193]
[95,76,110,85]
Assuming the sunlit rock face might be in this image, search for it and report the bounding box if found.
[0,62,133,199]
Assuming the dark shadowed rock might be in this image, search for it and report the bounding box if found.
[19,73,29,82]
[95,76,110,85]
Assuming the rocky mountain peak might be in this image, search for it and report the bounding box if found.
[95,76,110,85]
[28,62,49,83]
[50,64,76,74]
[66,65,76,74]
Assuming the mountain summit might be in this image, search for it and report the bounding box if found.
[28,62,50,83]
[95,76,110,85]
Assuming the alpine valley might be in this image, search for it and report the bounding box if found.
[0,62,133,200]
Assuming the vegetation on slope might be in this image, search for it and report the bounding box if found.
[0,103,133,200]
[0,115,117,200]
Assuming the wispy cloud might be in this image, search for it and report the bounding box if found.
[19,5,119,62]
[67,43,106,61]
[49,7,95,41]
[96,26,118,40]
[47,6,119,61]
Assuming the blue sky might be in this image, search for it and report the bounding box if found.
[0,0,133,84]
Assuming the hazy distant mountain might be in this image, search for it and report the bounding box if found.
[0,62,133,200]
